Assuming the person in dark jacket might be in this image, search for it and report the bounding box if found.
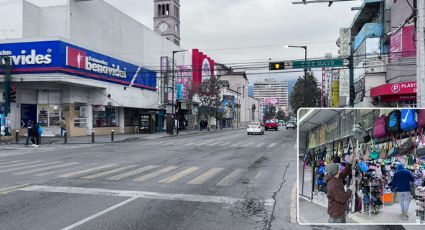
[32,121,41,147]
[325,162,354,223]
[25,120,33,145]
[392,164,415,220]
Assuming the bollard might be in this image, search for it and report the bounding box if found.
[91,131,95,143]
[15,130,19,143]
[111,130,114,142]
[64,131,68,144]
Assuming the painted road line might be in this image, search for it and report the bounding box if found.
[58,164,116,178]
[230,141,244,147]
[184,142,197,146]
[13,162,81,175]
[267,143,277,148]
[281,144,286,147]
[216,169,243,186]
[195,140,215,146]
[0,160,27,166]
[218,142,232,147]
[0,160,42,169]
[256,143,265,148]
[187,168,224,185]
[159,167,199,183]
[0,161,61,173]
[133,166,178,182]
[0,184,31,196]
[107,165,159,180]
[36,163,99,176]
[207,141,223,146]
[61,197,138,230]
[244,141,254,147]
[81,165,138,179]
[21,185,246,205]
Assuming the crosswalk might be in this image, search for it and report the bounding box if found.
[158,138,286,149]
[0,159,250,187]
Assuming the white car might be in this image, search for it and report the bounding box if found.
[247,122,265,135]
[286,122,296,130]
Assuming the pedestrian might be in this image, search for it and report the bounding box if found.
[325,162,355,223]
[392,164,415,220]
[25,120,33,145]
[59,117,66,137]
[33,121,42,147]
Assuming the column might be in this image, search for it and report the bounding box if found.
[86,104,93,135]
[119,107,125,134]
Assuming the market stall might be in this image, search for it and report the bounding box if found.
[299,108,425,223]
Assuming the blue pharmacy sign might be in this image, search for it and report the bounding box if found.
[0,40,157,90]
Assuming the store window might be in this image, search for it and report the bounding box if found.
[37,90,63,127]
[93,105,118,127]
[124,108,140,126]
[74,103,87,128]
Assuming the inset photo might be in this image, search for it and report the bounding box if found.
[298,108,425,225]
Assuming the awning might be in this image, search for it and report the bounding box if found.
[370,81,416,102]
[370,81,416,97]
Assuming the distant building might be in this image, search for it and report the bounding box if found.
[253,79,289,112]
[154,0,181,46]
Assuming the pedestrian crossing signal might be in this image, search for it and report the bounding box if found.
[269,62,285,71]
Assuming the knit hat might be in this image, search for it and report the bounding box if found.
[326,163,339,177]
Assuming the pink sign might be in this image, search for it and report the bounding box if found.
[264,98,279,105]
[389,25,416,63]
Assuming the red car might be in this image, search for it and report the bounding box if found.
[264,119,279,131]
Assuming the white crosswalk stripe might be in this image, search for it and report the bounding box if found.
[0,160,42,169]
[244,141,254,147]
[267,143,277,148]
[0,161,60,173]
[281,144,286,147]
[82,165,138,179]
[218,142,232,147]
[133,166,178,182]
[187,168,224,185]
[194,140,215,146]
[13,162,81,175]
[184,142,197,146]
[207,141,222,146]
[107,165,159,180]
[159,167,199,183]
[36,163,99,176]
[216,169,243,186]
[58,164,116,178]
[0,160,27,166]
[231,141,244,147]
[256,143,265,148]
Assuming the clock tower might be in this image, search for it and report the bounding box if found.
[154,0,181,46]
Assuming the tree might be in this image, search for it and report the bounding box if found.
[289,72,321,114]
[264,105,277,120]
[198,76,222,130]
[276,109,286,120]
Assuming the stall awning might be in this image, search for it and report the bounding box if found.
[370,81,416,102]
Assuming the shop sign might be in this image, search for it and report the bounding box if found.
[339,69,349,97]
[264,98,279,106]
[371,81,416,97]
[192,49,215,84]
[0,40,157,90]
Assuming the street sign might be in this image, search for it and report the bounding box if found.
[270,58,346,71]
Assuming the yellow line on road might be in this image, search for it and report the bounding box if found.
[159,167,199,183]
[0,184,31,196]
[187,168,224,185]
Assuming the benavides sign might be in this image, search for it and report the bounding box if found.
[0,40,156,90]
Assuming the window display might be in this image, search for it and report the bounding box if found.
[74,103,87,128]
[93,106,118,127]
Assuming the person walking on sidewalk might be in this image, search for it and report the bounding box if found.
[325,162,354,223]
[25,120,33,145]
[33,121,42,147]
[59,117,66,137]
[392,164,415,220]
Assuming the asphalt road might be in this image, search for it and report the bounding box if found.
[0,127,402,230]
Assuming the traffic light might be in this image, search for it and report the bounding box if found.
[269,62,286,71]
[10,85,16,103]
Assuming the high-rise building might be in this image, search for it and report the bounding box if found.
[154,0,181,46]
[254,79,289,111]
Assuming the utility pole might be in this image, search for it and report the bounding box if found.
[1,56,11,116]
[417,0,425,107]
[171,50,187,135]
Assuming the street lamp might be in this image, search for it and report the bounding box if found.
[285,45,308,107]
[172,49,187,135]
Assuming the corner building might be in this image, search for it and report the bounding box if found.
[0,0,181,136]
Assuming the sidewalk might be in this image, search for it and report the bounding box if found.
[0,127,242,146]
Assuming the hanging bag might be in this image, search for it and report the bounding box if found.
[370,141,380,160]
[401,109,418,132]
[387,110,401,135]
[417,109,425,128]
[416,128,425,157]
[373,115,388,139]
[353,123,371,143]
[388,136,399,158]
[398,136,415,156]
[379,142,389,159]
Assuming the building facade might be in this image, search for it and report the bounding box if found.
[253,79,289,112]
[0,0,181,137]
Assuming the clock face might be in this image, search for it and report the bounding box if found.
[159,22,168,33]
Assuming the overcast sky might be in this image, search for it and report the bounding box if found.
[29,0,362,83]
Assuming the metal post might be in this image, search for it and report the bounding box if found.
[111,130,114,142]
[15,130,19,143]
[91,131,95,143]
[349,54,355,107]
[64,131,68,144]
[417,0,425,107]
[304,47,308,107]
[172,52,176,135]
[302,161,305,196]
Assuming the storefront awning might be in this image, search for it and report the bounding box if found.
[370,82,416,102]
[298,109,340,133]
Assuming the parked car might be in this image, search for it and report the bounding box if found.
[286,121,296,130]
[264,119,279,131]
[247,122,264,135]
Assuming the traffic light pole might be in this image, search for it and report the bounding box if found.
[1,56,11,116]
